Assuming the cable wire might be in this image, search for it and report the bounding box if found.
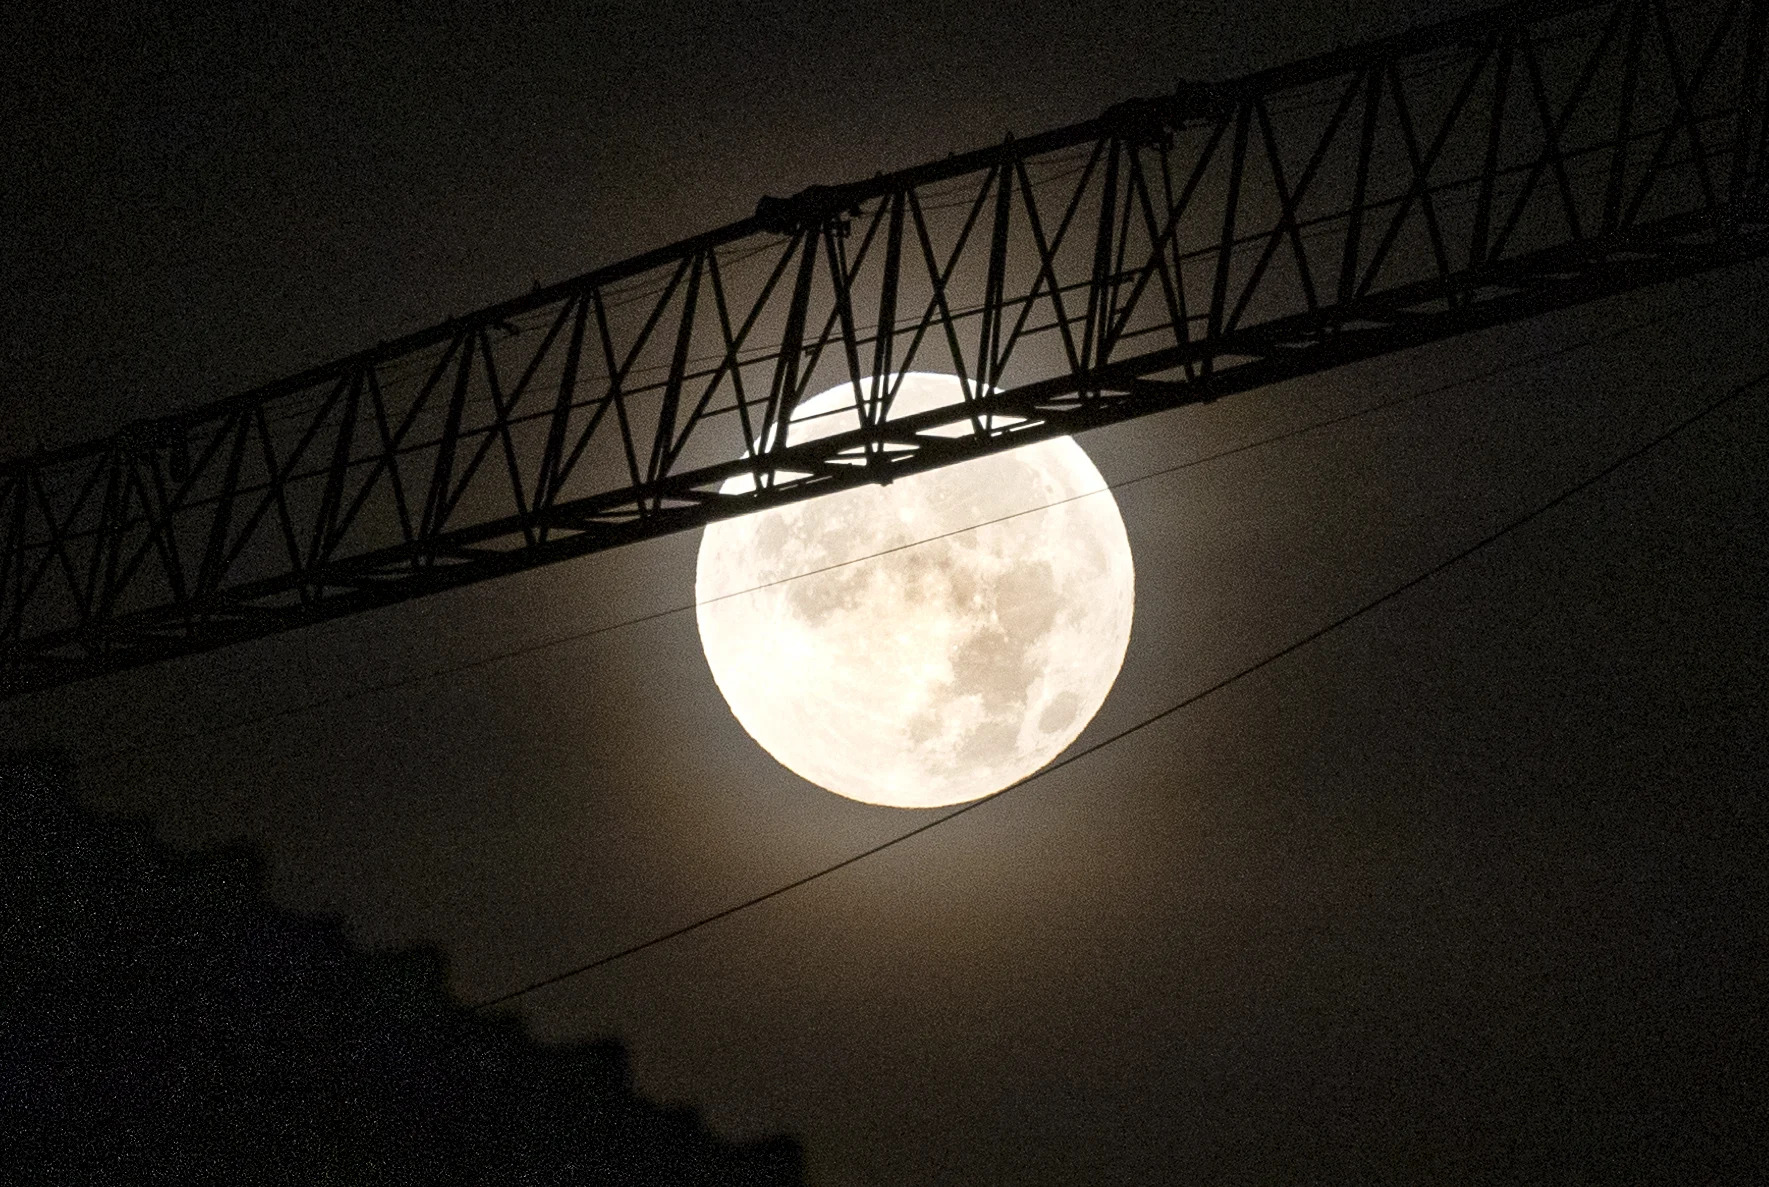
[468,359,1769,1011]
[73,275,1766,769]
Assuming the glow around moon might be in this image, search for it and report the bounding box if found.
[695,373,1134,809]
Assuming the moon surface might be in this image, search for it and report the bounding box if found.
[695,373,1134,808]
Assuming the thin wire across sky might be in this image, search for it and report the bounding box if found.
[470,356,1769,1010]
[78,273,1766,770]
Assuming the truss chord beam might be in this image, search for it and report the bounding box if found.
[4,0,1764,699]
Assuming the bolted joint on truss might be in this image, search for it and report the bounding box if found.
[1098,95,1178,147]
[753,184,865,236]
[1100,81,1238,146]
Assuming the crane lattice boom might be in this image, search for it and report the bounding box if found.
[4,0,1766,697]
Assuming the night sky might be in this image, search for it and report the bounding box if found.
[7,2,1768,1183]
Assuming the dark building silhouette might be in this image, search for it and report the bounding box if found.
[1,751,803,1185]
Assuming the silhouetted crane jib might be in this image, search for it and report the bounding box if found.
[3,0,1766,698]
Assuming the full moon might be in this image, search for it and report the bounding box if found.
[695,373,1135,808]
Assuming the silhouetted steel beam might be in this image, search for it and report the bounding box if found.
[4,0,1767,698]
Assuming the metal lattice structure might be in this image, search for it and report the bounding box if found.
[4,0,1767,698]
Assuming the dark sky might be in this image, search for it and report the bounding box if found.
[7,2,1768,1183]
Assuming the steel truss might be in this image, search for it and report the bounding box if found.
[4,0,1767,698]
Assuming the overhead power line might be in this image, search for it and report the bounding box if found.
[73,275,1765,770]
[468,359,1769,1011]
